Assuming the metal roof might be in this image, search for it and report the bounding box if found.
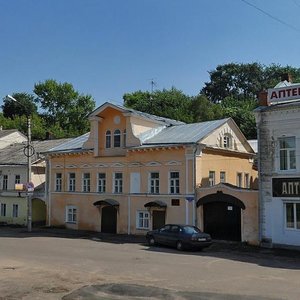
[90,102,185,126]
[0,129,26,139]
[47,132,90,153]
[0,138,72,165]
[143,119,229,144]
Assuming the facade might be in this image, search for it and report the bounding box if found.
[255,77,300,248]
[46,102,258,242]
[0,137,71,226]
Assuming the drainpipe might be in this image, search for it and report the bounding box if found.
[127,195,131,235]
[47,157,51,227]
[193,144,198,227]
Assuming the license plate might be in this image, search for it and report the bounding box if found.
[198,238,206,241]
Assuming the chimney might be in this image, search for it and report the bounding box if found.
[281,73,293,83]
[258,91,268,106]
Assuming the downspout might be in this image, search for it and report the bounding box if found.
[193,144,198,226]
[47,157,51,227]
[127,195,131,235]
[185,148,189,224]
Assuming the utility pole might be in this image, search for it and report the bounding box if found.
[7,95,33,232]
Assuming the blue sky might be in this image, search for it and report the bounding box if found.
[1,0,300,108]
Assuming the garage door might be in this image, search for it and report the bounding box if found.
[204,201,241,241]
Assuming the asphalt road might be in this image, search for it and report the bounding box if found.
[0,227,299,300]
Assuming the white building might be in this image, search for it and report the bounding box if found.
[255,75,300,248]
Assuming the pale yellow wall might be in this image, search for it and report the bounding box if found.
[202,121,251,153]
[196,185,259,245]
[0,197,27,225]
[197,149,258,189]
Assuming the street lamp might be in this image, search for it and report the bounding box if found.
[6,94,33,232]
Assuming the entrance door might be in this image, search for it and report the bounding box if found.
[101,206,117,233]
[204,201,241,241]
[152,210,165,230]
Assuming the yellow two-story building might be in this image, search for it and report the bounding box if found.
[45,102,258,243]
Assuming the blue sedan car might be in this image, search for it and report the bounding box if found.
[146,224,212,251]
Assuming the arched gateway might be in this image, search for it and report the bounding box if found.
[197,191,246,241]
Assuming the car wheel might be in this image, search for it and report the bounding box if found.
[148,236,156,246]
[176,241,183,251]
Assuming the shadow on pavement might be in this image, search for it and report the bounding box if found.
[62,283,279,300]
[1,226,300,270]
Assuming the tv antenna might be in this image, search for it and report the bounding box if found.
[149,79,157,93]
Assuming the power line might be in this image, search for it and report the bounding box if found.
[240,0,300,33]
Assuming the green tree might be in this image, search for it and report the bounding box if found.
[34,79,95,136]
[190,94,223,123]
[2,93,37,118]
[201,63,300,103]
[220,97,258,139]
[123,87,193,123]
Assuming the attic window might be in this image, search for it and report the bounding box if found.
[106,130,111,148]
[223,134,232,149]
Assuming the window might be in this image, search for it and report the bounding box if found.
[15,175,21,184]
[220,171,226,183]
[114,172,123,193]
[12,204,18,218]
[55,173,62,192]
[106,130,111,148]
[244,173,250,188]
[171,199,180,206]
[136,211,150,229]
[2,175,8,190]
[98,173,106,193]
[279,137,296,171]
[66,205,77,223]
[237,173,242,188]
[123,130,127,148]
[68,173,76,192]
[82,173,90,192]
[285,203,300,229]
[114,129,121,148]
[0,203,6,217]
[209,171,215,186]
[149,172,159,194]
[223,134,232,149]
[170,172,180,194]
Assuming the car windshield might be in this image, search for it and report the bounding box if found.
[183,226,201,234]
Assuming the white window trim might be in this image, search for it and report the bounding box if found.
[97,172,106,193]
[149,172,160,194]
[236,172,243,188]
[220,171,226,183]
[209,171,215,186]
[82,173,91,192]
[55,173,62,192]
[65,205,77,224]
[284,201,300,230]
[169,171,180,194]
[113,172,123,194]
[68,173,76,192]
[136,210,150,230]
[278,136,297,172]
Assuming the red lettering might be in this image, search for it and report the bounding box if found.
[292,88,297,96]
[271,91,278,99]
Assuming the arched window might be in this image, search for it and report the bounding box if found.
[123,129,126,148]
[223,133,232,149]
[106,130,111,148]
[114,129,121,147]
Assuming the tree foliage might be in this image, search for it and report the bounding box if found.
[34,79,95,136]
[2,93,37,118]
[201,63,300,103]
[123,87,193,123]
